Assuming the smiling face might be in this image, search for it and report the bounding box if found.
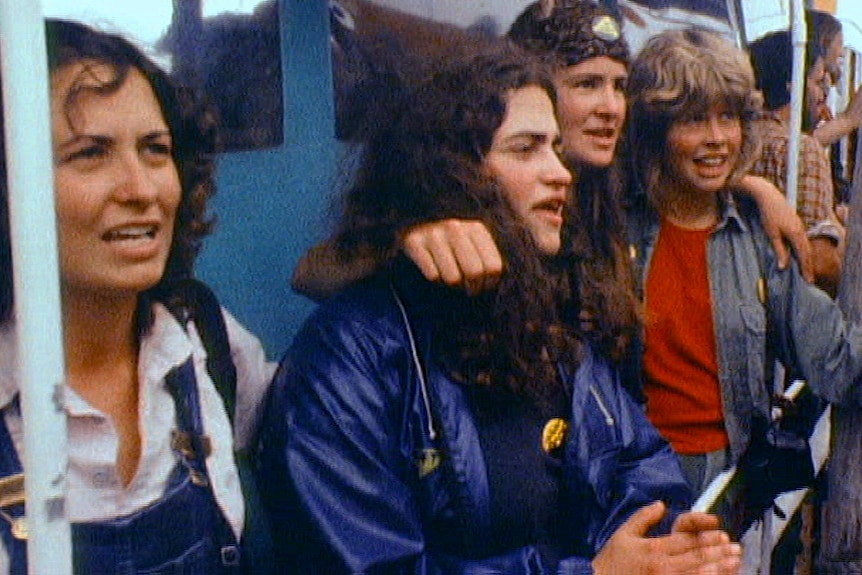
[484,86,572,256]
[665,103,742,196]
[52,63,181,298]
[553,56,627,169]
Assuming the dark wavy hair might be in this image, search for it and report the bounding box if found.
[334,42,584,403]
[807,9,842,79]
[749,29,823,112]
[0,18,218,325]
[507,0,639,361]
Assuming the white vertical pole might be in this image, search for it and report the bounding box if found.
[837,47,852,188]
[786,0,807,211]
[773,9,806,573]
[0,1,72,574]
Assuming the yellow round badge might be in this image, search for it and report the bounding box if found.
[542,418,570,454]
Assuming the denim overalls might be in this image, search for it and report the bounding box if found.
[0,358,241,574]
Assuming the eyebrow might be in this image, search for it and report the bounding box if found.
[498,132,549,143]
[493,132,561,149]
[55,133,111,151]
[141,130,173,142]
[564,71,628,80]
[56,129,171,149]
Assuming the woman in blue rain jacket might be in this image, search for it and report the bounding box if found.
[259,42,740,575]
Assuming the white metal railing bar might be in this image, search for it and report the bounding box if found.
[0,1,72,573]
[785,0,807,211]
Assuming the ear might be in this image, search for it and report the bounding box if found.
[539,0,555,18]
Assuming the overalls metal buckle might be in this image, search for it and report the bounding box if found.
[0,473,26,540]
[220,544,241,566]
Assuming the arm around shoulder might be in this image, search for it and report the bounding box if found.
[737,175,813,281]
[291,240,387,301]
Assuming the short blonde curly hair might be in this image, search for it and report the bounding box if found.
[625,28,762,204]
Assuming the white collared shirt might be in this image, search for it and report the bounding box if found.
[0,303,274,571]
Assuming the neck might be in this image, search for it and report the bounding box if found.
[63,288,145,487]
[658,181,721,230]
[62,288,140,389]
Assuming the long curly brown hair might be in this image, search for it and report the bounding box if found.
[333,42,586,404]
[0,19,219,327]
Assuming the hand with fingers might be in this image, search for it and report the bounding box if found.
[739,175,813,283]
[845,84,862,126]
[400,219,503,296]
[592,502,742,575]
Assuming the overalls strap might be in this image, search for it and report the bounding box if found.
[0,358,241,573]
[165,359,214,489]
[0,401,26,574]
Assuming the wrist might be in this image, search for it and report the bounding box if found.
[738,175,767,198]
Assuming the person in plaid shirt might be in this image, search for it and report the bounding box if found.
[748,30,845,297]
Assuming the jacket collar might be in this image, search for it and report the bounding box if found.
[716,190,750,234]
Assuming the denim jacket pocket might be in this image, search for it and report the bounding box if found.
[739,303,769,406]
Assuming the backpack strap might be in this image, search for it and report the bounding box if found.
[157,278,273,573]
[158,279,238,425]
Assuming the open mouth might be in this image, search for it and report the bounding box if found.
[585,127,618,140]
[535,199,566,220]
[102,225,158,242]
[694,155,728,168]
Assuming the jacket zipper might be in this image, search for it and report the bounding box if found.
[391,286,438,441]
[590,385,615,426]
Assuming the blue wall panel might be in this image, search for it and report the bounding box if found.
[196,0,336,359]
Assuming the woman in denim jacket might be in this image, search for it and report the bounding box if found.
[622,27,862,496]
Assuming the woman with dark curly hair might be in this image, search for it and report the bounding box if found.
[0,18,272,573]
[259,41,741,574]
[292,0,809,377]
[293,0,643,363]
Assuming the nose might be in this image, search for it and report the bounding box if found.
[545,150,573,189]
[112,152,159,204]
[597,84,625,117]
[705,116,729,144]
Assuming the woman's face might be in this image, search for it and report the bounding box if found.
[826,30,844,82]
[806,56,829,126]
[553,56,627,169]
[484,86,572,256]
[52,63,181,298]
[665,104,742,196]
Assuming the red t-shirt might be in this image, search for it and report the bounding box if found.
[643,219,729,455]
